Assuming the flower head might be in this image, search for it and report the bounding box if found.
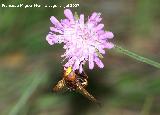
[46,9,114,73]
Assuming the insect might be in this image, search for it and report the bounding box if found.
[53,67,99,105]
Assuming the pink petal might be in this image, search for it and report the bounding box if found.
[90,12,98,20]
[99,32,108,39]
[94,57,104,68]
[61,19,70,27]
[95,24,104,31]
[50,27,63,34]
[50,16,62,28]
[64,59,74,67]
[79,63,83,73]
[95,14,102,22]
[106,31,114,39]
[46,34,56,45]
[104,42,114,49]
[80,14,84,23]
[64,9,74,21]
[79,14,84,28]
[89,54,94,69]
[73,60,80,71]
[97,30,105,35]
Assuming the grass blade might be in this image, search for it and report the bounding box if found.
[9,70,47,115]
[114,45,160,69]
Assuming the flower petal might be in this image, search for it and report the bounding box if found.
[79,14,84,28]
[61,19,70,27]
[90,12,98,20]
[73,60,80,71]
[89,54,94,69]
[50,16,63,28]
[94,57,104,68]
[46,34,57,45]
[106,31,114,39]
[95,24,104,31]
[50,27,63,34]
[80,14,84,23]
[64,9,74,21]
[79,63,83,73]
[104,42,114,49]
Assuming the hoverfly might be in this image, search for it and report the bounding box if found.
[53,67,100,105]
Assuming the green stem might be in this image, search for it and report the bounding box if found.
[140,95,153,115]
[114,45,160,69]
[9,71,47,115]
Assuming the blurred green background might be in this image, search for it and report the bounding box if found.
[0,0,160,115]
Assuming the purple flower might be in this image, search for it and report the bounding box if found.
[46,9,114,73]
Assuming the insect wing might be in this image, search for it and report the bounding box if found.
[53,79,66,92]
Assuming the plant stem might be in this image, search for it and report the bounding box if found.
[140,95,153,115]
[114,45,160,69]
[9,71,47,115]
